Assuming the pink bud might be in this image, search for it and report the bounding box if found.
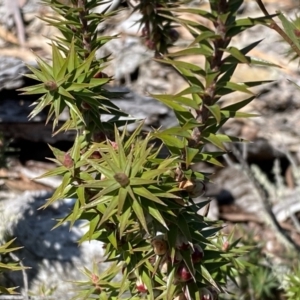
[136,278,147,293]
[81,101,91,110]
[94,72,108,78]
[176,264,192,282]
[222,240,229,251]
[63,152,73,168]
[91,273,99,284]
[145,39,156,50]
[294,29,300,37]
[109,140,118,150]
[89,151,101,159]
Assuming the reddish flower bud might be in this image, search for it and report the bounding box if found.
[145,39,156,50]
[94,72,108,78]
[136,278,147,293]
[222,240,229,251]
[89,151,101,159]
[91,273,99,284]
[176,264,192,282]
[192,244,204,263]
[81,102,91,110]
[63,152,73,168]
[109,140,118,150]
[294,29,300,38]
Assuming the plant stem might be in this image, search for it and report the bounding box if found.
[190,0,229,147]
[256,0,300,58]
[78,0,91,57]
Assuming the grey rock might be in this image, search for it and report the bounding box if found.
[98,35,152,85]
[105,86,176,131]
[0,190,105,299]
[0,57,28,91]
[257,78,300,111]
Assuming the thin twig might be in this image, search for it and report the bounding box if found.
[228,143,300,253]
[256,0,300,58]
[78,0,91,57]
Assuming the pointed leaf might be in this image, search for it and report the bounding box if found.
[154,94,192,112]
[181,249,196,281]
[221,95,255,111]
[99,196,118,226]
[148,205,168,229]
[119,205,131,237]
[224,46,251,63]
[132,198,148,233]
[58,86,75,99]
[141,270,154,299]
[133,186,167,206]
[185,147,199,167]
[153,133,185,149]
[202,133,225,151]
[158,59,206,75]
[222,82,254,95]
[117,186,128,216]
[52,43,65,78]
[278,12,300,50]
[167,47,213,57]
[206,104,221,124]
[25,64,52,82]
[176,86,203,97]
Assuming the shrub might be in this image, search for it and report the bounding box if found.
[16,0,296,298]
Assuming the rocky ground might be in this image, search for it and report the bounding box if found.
[1,0,300,298]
